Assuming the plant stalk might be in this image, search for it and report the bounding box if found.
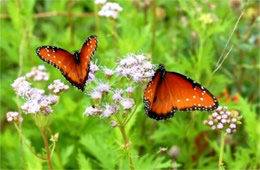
[151,0,157,60]
[218,131,226,170]
[41,129,53,170]
[119,125,134,170]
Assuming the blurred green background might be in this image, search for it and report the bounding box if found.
[0,0,259,169]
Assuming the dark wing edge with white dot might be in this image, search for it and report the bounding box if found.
[79,35,98,91]
[143,67,176,120]
[35,46,84,90]
[169,72,219,112]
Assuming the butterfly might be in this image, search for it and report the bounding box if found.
[143,64,218,120]
[36,35,98,91]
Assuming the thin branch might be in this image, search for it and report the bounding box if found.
[0,11,94,19]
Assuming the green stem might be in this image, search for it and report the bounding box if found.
[14,124,47,160]
[218,131,226,170]
[41,129,54,170]
[94,4,100,36]
[118,124,134,170]
[151,0,157,61]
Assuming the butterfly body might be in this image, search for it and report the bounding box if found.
[143,64,218,120]
[36,35,98,91]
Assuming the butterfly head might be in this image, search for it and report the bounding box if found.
[73,51,81,64]
[158,64,166,79]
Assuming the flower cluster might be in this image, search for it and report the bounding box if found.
[204,106,242,134]
[115,54,155,82]
[6,111,23,122]
[25,65,49,81]
[98,2,123,19]
[83,53,154,119]
[95,0,106,5]
[9,66,69,118]
[48,79,69,94]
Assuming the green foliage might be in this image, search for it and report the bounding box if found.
[0,0,259,169]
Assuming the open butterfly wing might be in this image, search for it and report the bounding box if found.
[144,68,218,120]
[79,35,98,82]
[36,46,84,89]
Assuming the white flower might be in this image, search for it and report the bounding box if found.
[120,98,134,110]
[90,90,102,100]
[11,77,31,98]
[217,123,223,129]
[126,86,134,93]
[230,123,236,129]
[95,0,106,5]
[6,111,23,122]
[103,104,119,117]
[226,128,232,134]
[48,79,69,94]
[113,89,124,102]
[103,67,114,77]
[90,62,99,73]
[98,2,123,19]
[212,112,218,117]
[84,106,102,116]
[96,83,110,93]
[21,100,41,114]
[86,73,96,84]
[208,120,214,126]
[25,65,49,81]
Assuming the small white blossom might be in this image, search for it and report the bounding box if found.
[95,0,106,5]
[96,83,110,93]
[217,123,224,129]
[90,62,99,73]
[48,79,69,94]
[98,2,123,19]
[84,106,102,116]
[90,90,102,100]
[86,73,96,84]
[103,104,119,117]
[6,111,23,122]
[103,67,114,78]
[25,65,49,81]
[11,77,31,98]
[212,112,218,117]
[113,89,124,102]
[208,120,214,126]
[126,86,134,94]
[230,123,236,129]
[226,128,232,134]
[120,98,134,110]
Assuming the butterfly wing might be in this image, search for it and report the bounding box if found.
[36,35,98,91]
[77,35,98,89]
[144,69,218,120]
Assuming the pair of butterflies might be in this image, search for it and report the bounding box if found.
[36,35,218,120]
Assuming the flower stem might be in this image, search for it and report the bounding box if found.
[218,131,226,170]
[151,0,157,60]
[118,124,134,170]
[41,129,53,170]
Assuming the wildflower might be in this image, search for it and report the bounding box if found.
[84,106,102,116]
[95,0,106,5]
[48,79,69,94]
[103,104,119,117]
[6,111,23,122]
[103,67,114,78]
[50,133,59,142]
[90,62,99,73]
[126,86,134,96]
[86,73,96,84]
[116,54,154,82]
[120,98,134,110]
[157,147,168,154]
[98,2,123,19]
[96,82,110,93]
[113,89,124,102]
[11,77,31,98]
[168,146,180,159]
[90,90,102,101]
[25,65,49,81]
[204,106,242,134]
[110,120,118,128]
